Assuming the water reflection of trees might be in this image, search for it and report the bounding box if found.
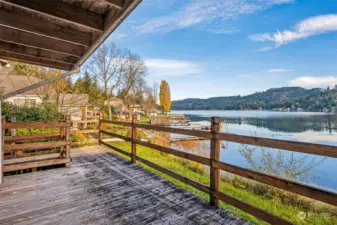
[187,114,337,133]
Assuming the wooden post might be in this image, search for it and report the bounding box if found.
[131,114,137,164]
[65,115,71,168]
[59,115,66,159]
[81,105,87,129]
[210,117,220,206]
[10,117,16,137]
[0,116,5,184]
[98,112,102,145]
[10,117,23,157]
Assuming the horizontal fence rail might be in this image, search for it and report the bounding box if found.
[71,129,99,135]
[3,141,69,152]
[135,155,211,194]
[4,134,61,143]
[71,120,98,124]
[133,123,337,158]
[99,116,337,225]
[1,117,72,173]
[3,121,70,129]
[212,160,337,206]
[215,133,337,158]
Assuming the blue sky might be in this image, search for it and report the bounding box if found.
[104,0,337,100]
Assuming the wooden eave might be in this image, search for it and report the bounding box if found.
[0,0,142,71]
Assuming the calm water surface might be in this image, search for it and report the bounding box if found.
[171,110,337,191]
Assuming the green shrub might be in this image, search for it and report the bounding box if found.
[2,102,60,122]
[16,128,59,136]
[71,133,87,143]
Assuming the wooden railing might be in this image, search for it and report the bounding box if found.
[71,110,101,134]
[71,119,99,135]
[72,108,101,133]
[1,116,71,173]
[99,116,337,225]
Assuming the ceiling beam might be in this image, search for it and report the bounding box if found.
[76,0,142,68]
[0,26,85,57]
[0,51,74,71]
[104,0,124,9]
[0,1,93,46]
[1,0,104,32]
[0,41,78,64]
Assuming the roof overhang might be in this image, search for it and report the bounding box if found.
[0,0,142,71]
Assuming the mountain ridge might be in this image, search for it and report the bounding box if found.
[171,86,337,111]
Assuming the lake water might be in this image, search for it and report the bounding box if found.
[171,110,337,191]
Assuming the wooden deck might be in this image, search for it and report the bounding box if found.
[0,146,250,225]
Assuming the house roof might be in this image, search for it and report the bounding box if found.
[0,75,48,96]
[104,97,123,107]
[0,0,142,71]
[110,97,123,102]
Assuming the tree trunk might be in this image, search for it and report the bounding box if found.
[104,82,112,120]
[108,102,112,120]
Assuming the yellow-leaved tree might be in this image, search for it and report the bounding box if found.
[159,80,171,112]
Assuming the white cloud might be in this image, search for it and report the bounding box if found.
[207,28,240,34]
[111,32,127,41]
[250,14,337,49]
[268,68,293,73]
[289,76,337,88]
[136,0,294,34]
[145,59,201,77]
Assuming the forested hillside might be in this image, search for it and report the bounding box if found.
[172,86,337,112]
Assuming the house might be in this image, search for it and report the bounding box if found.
[0,75,89,117]
[53,93,89,118]
[131,104,145,115]
[0,75,47,107]
[104,97,123,108]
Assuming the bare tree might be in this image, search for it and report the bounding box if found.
[143,86,156,115]
[153,82,159,107]
[89,43,126,120]
[118,51,147,116]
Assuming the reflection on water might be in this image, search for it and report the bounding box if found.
[183,111,337,133]
[171,110,337,190]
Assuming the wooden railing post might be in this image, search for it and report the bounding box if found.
[98,112,102,145]
[60,115,66,159]
[131,114,137,164]
[65,115,71,168]
[81,105,87,129]
[0,116,5,184]
[10,117,16,137]
[210,117,220,206]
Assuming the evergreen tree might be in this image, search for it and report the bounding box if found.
[74,72,103,104]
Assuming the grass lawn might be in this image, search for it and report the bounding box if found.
[106,141,337,225]
[104,124,147,139]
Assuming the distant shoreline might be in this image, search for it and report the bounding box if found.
[171,87,337,113]
[171,109,336,114]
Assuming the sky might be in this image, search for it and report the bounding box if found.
[101,0,337,100]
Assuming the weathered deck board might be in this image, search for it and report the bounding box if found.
[0,146,250,225]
